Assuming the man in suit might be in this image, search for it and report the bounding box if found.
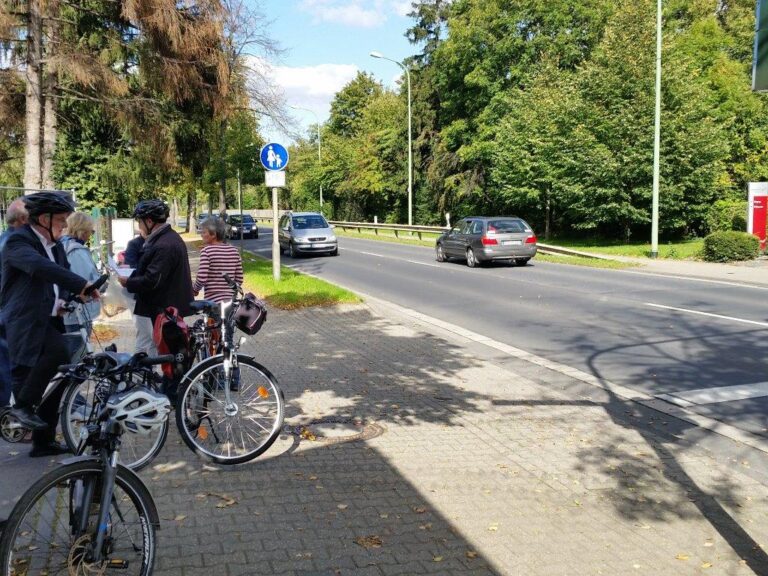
[118,199,193,355]
[0,198,28,408]
[1,192,100,457]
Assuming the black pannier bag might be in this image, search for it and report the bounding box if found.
[234,294,267,335]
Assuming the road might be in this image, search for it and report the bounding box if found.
[237,227,768,438]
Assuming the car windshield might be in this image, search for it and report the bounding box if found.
[487,219,527,233]
[292,215,328,229]
[229,215,253,224]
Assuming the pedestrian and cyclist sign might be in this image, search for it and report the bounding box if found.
[260,143,289,171]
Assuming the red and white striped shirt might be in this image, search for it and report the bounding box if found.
[193,243,243,303]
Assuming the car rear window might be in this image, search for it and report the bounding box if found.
[487,219,527,233]
[292,215,328,229]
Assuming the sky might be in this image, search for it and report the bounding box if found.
[253,0,418,144]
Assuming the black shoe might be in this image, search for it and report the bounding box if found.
[30,441,71,458]
[10,407,48,431]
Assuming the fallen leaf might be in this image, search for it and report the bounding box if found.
[208,492,237,508]
[675,554,690,561]
[488,524,499,532]
[701,562,712,569]
[309,475,318,480]
[433,556,443,562]
[466,551,478,559]
[300,427,317,441]
[379,513,389,519]
[354,535,383,549]
[703,542,713,547]
[413,506,427,514]
[337,504,348,510]
[174,515,187,522]
[419,523,432,530]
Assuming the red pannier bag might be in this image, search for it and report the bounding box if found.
[152,306,191,381]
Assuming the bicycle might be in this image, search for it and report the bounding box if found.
[0,355,172,576]
[58,348,171,471]
[0,273,109,446]
[175,275,285,464]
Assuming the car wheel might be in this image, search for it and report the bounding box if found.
[466,247,478,268]
[436,243,446,262]
[254,231,259,239]
[289,242,299,258]
[515,258,530,267]
[330,247,339,256]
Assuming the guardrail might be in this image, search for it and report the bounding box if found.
[253,217,615,260]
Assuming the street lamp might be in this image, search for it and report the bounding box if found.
[651,0,662,258]
[290,105,323,211]
[370,50,413,226]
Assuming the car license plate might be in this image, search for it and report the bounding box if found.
[502,240,522,246]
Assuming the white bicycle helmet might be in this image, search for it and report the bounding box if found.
[106,387,171,436]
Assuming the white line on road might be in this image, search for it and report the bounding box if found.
[644,302,768,328]
[624,269,768,290]
[657,382,768,407]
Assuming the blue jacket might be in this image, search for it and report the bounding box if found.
[61,236,102,326]
[0,225,88,367]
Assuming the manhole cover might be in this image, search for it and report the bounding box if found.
[284,417,384,444]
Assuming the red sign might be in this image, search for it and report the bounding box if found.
[748,184,768,250]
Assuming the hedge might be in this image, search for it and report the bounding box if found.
[702,231,760,262]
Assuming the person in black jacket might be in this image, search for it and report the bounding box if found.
[1,192,100,456]
[119,200,193,355]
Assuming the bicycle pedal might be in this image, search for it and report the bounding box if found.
[107,558,129,569]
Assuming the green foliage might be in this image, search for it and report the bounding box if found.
[702,230,760,261]
[706,199,748,232]
[328,72,383,137]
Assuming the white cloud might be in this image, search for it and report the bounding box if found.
[246,57,359,141]
[299,0,394,28]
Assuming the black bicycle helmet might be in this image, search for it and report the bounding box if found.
[22,192,76,217]
[133,199,169,221]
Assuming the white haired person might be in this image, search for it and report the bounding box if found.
[194,216,243,302]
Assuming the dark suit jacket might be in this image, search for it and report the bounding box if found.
[126,224,193,318]
[0,225,88,367]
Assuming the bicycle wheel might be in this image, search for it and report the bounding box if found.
[0,460,157,576]
[60,375,169,471]
[175,354,284,465]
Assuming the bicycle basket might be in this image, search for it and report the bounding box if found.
[234,293,267,335]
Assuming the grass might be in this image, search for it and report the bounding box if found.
[333,226,440,248]
[240,253,361,309]
[549,237,705,260]
[536,253,638,269]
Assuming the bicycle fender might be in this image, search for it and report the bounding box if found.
[58,456,161,529]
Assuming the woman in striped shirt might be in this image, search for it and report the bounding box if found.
[193,216,243,303]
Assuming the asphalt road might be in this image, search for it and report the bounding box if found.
[239,227,768,438]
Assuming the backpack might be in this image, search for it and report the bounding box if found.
[152,306,191,381]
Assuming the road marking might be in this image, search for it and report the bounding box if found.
[644,302,768,328]
[623,269,768,290]
[657,382,768,408]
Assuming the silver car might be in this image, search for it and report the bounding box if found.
[435,216,537,267]
[278,212,338,258]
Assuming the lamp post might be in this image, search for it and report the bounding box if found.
[651,0,662,258]
[290,105,323,212]
[370,50,412,226]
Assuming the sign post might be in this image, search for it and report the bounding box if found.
[748,182,768,250]
[261,143,290,281]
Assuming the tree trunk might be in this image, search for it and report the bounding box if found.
[217,120,228,214]
[544,188,551,240]
[186,187,196,233]
[23,0,43,191]
[41,0,60,189]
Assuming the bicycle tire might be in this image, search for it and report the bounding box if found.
[175,354,285,465]
[59,375,169,471]
[0,460,158,576]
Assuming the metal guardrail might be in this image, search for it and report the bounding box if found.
[253,217,616,260]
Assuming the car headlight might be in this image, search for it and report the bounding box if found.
[294,237,309,243]
[328,235,337,242]
[231,226,239,231]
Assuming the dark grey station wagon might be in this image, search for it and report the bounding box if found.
[435,216,538,267]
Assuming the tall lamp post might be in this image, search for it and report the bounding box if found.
[290,105,323,211]
[651,0,662,258]
[370,50,413,226]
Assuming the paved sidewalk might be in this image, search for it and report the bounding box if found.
[2,246,767,575]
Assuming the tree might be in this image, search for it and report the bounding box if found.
[328,72,383,137]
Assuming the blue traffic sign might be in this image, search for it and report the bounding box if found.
[260,143,289,171]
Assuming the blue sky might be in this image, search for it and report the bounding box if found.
[254,0,418,142]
